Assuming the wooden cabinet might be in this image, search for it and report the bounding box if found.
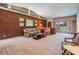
[50,28,56,34]
[44,28,56,35]
[48,22,52,27]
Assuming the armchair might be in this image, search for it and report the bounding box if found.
[64,33,79,44]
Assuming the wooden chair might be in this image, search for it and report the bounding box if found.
[64,33,79,43]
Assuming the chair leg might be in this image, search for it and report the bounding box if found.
[61,42,64,55]
[61,42,63,50]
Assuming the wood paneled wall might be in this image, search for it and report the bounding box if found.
[0,9,46,39]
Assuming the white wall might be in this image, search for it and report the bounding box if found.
[76,13,79,33]
[47,18,53,22]
[76,5,79,33]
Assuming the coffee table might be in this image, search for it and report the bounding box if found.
[33,33,46,40]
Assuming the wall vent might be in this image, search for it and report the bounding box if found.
[30,10,39,17]
[11,5,28,14]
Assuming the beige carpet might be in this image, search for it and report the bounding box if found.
[0,33,73,55]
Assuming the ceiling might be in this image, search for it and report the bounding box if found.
[10,3,79,18]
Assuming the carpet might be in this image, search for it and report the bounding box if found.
[0,33,73,55]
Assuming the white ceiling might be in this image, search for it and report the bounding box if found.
[10,3,79,18]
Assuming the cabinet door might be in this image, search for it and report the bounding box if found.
[48,22,52,27]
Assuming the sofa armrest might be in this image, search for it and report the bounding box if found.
[64,38,74,42]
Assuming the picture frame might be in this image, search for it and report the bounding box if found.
[19,18,24,27]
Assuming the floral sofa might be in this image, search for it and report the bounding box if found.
[23,28,41,37]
